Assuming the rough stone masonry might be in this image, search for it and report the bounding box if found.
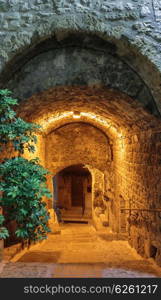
[1,1,161,112]
[0,0,161,269]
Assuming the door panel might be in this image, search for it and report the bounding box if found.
[71,175,83,207]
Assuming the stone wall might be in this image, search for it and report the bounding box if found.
[114,130,161,265]
[1,0,161,265]
[5,36,158,116]
[44,121,115,229]
[16,86,161,237]
[92,167,107,230]
[1,1,161,113]
[45,122,112,174]
[16,86,160,137]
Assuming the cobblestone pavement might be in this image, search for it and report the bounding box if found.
[0,224,161,278]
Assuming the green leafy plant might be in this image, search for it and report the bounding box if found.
[0,157,51,247]
[0,90,51,246]
[0,89,40,154]
[0,214,9,240]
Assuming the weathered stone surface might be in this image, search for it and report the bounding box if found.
[0,0,161,113]
[6,35,158,116]
[1,224,161,278]
[45,122,110,223]
[114,128,161,264]
[15,86,161,262]
[17,86,161,134]
[0,0,161,270]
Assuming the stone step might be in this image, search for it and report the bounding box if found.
[61,207,83,212]
[62,217,91,222]
[61,212,91,222]
[60,232,128,242]
[61,212,90,216]
[98,233,128,241]
[61,212,91,216]
[62,213,91,216]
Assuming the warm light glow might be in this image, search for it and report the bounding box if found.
[72,111,81,119]
[41,110,124,138]
[42,112,73,128]
[81,112,110,127]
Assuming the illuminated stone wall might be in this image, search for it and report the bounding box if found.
[0,0,161,264]
[46,122,111,173]
[16,86,161,236]
[1,83,161,264]
[45,122,112,228]
[114,131,161,265]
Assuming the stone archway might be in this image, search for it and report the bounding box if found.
[3,34,159,117]
[0,84,161,265]
[1,1,161,273]
[16,85,161,244]
[43,119,113,230]
[53,164,92,223]
[1,11,161,113]
[51,163,109,231]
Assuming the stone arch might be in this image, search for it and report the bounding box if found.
[19,85,161,236]
[45,121,112,218]
[51,162,106,229]
[45,121,111,169]
[17,86,160,141]
[0,0,161,113]
[1,32,161,116]
[1,1,161,266]
[52,163,93,222]
[50,160,94,176]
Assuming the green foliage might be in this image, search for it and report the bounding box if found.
[0,157,51,244]
[0,214,9,239]
[0,89,40,154]
[0,90,51,245]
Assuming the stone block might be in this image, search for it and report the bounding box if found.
[8,20,21,30]
[5,13,20,20]
[144,239,151,258]
[99,213,107,223]
[140,6,151,18]
[155,249,161,267]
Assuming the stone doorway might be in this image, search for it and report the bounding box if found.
[53,164,92,223]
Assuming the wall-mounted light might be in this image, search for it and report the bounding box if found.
[72,111,81,119]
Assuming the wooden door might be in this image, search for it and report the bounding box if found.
[71,175,84,207]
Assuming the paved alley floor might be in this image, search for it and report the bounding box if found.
[0,223,161,278]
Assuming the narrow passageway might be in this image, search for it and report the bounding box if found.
[1,86,161,277]
[0,224,161,278]
[1,2,161,282]
[12,86,161,270]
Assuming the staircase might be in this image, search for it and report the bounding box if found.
[61,207,92,223]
